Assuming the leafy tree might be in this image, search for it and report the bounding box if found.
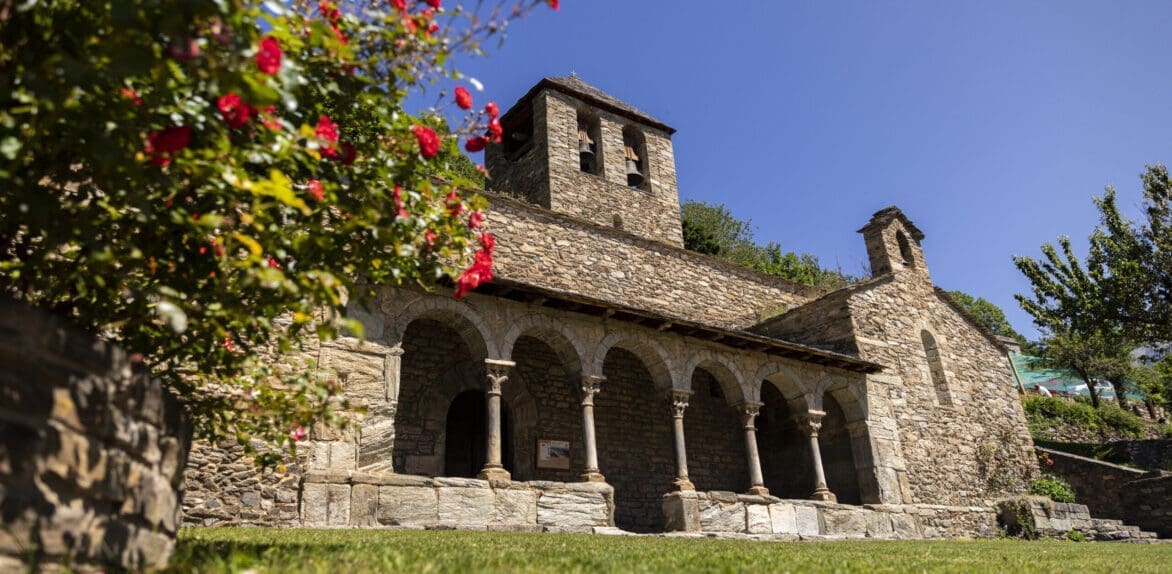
[680,200,856,290]
[946,290,1028,348]
[0,0,555,457]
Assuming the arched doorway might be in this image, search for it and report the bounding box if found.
[443,390,514,478]
[819,394,862,505]
[757,381,812,498]
[684,367,747,493]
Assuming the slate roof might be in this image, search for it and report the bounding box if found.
[856,206,926,241]
[506,75,676,134]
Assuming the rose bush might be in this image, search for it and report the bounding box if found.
[0,0,555,461]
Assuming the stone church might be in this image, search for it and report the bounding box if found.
[182,76,1041,538]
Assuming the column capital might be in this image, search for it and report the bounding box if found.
[386,343,405,357]
[739,402,763,430]
[669,390,691,419]
[796,410,827,437]
[580,375,604,406]
[484,359,515,396]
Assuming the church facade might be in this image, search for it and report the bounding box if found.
[181,77,1039,537]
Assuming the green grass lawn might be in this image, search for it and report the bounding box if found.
[167,528,1171,573]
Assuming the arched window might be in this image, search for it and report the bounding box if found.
[896,231,915,267]
[920,330,952,405]
[576,108,601,175]
[503,106,534,160]
[622,125,648,190]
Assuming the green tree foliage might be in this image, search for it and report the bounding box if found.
[945,290,1028,347]
[680,200,856,290]
[0,0,553,456]
[1016,165,1172,410]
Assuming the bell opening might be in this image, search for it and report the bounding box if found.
[626,158,644,188]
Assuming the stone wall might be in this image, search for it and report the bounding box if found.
[0,298,190,571]
[1040,447,1172,537]
[181,440,305,527]
[1109,439,1172,471]
[301,471,613,532]
[684,371,749,494]
[485,192,817,329]
[662,491,999,539]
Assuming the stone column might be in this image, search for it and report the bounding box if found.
[740,402,768,496]
[579,375,606,482]
[798,410,836,502]
[669,390,694,491]
[478,359,515,483]
[383,343,405,402]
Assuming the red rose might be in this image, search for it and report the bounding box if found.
[289,426,307,441]
[427,0,442,8]
[487,118,503,143]
[478,232,495,252]
[391,0,407,12]
[256,36,282,75]
[146,125,192,166]
[338,141,357,165]
[546,0,559,10]
[307,180,324,202]
[446,190,463,217]
[411,125,440,158]
[392,185,409,219]
[268,257,281,269]
[403,17,418,34]
[316,115,340,156]
[468,210,484,229]
[427,21,439,35]
[454,86,473,110]
[454,240,494,299]
[484,101,499,119]
[217,93,254,129]
[121,86,142,106]
[464,135,487,153]
[260,106,282,131]
[318,1,341,20]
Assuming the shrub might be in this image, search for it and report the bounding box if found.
[1023,396,1148,439]
[1029,475,1077,503]
[1067,529,1087,542]
[1095,404,1145,437]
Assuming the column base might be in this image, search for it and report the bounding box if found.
[746,485,770,496]
[810,488,837,503]
[672,477,695,491]
[477,466,512,486]
[580,471,607,483]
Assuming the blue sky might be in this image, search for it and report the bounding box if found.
[447,1,1172,339]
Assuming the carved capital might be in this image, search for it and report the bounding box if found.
[740,402,763,430]
[386,343,405,357]
[580,375,604,407]
[669,390,691,419]
[484,359,515,396]
[796,410,826,437]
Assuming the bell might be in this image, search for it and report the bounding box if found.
[626,158,644,187]
[579,139,595,172]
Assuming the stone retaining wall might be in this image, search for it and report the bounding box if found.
[0,298,190,571]
[1109,439,1172,471]
[661,491,999,539]
[301,472,614,532]
[1041,447,1171,538]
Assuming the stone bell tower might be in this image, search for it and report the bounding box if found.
[857,206,931,282]
[486,76,684,247]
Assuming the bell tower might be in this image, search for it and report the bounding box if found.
[857,206,931,281]
[486,76,684,247]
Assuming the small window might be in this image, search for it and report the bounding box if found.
[577,109,601,175]
[503,106,534,160]
[921,330,952,405]
[896,231,914,267]
[622,125,649,190]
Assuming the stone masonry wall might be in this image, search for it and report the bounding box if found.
[484,192,818,329]
[595,348,676,532]
[849,270,1037,506]
[0,298,190,571]
[684,371,749,493]
[1041,447,1172,537]
[486,94,550,208]
[181,440,305,527]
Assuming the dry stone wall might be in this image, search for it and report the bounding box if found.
[1041,447,1172,537]
[484,192,817,329]
[181,440,305,527]
[0,298,190,572]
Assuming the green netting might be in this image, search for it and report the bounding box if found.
[1009,352,1145,400]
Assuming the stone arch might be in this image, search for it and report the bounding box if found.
[681,351,747,405]
[816,376,881,505]
[388,296,497,359]
[499,314,589,378]
[590,332,674,391]
[751,363,814,411]
[813,375,868,423]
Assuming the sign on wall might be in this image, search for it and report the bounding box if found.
[536,439,571,470]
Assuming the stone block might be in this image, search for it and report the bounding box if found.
[768,503,798,535]
[698,499,746,533]
[437,486,494,525]
[820,507,868,537]
[301,483,330,527]
[327,484,351,526]
[377,485,438,526]
[536,491,609,531]
[494,488,537,525]
[663,492,701,532]
[890,513,919,539]
[329,442,356,471]
[867,512,894,538]
[350,484,379,527]
[746,504,771,534]
[795,505,821,536]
